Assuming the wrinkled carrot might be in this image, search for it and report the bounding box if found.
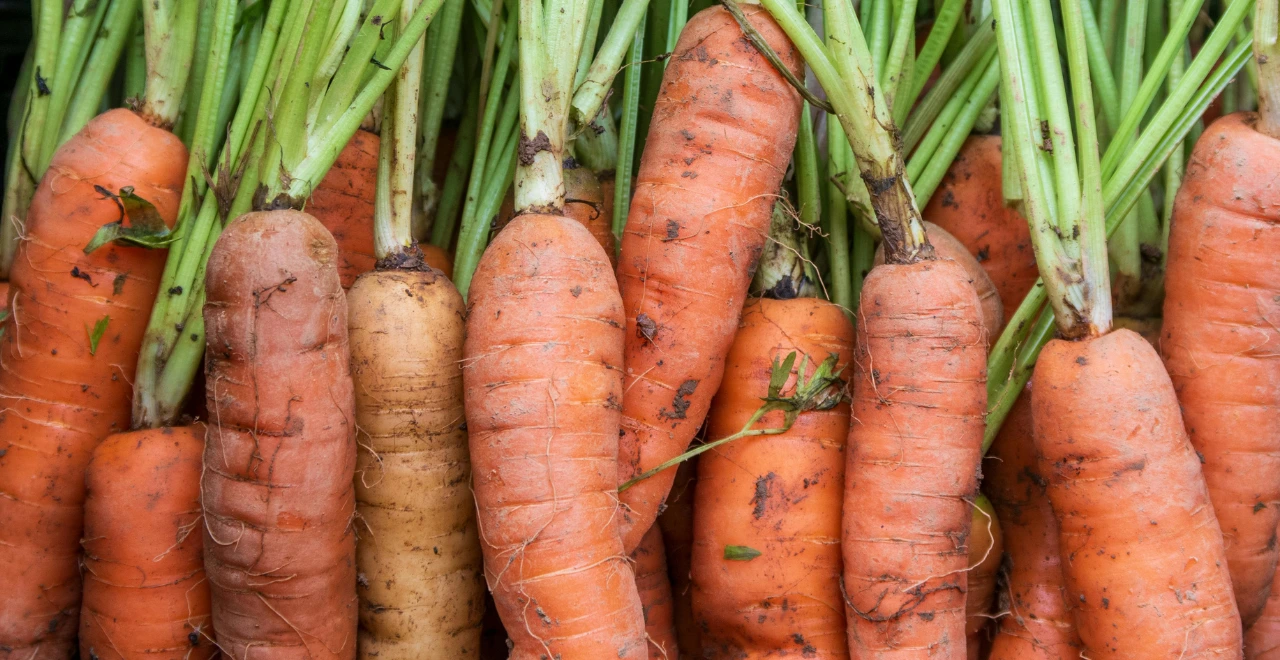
[1033,329,1242,657]
[202,209,358,659]
[349,268,484,657]
[634,525,679,659]
[692,296,854,658]
[310,129,380,289]
[615,4,803,552]
[1161,111,1280,627]
[984,388,1081,660]
[923,135,1037,327]
[80,424,213,660]
[843,259,987,658]
[658,459,700,657]
[874,220,1003,341]
[463,213,647,658]
[966,494,1002,659]
[0,108,186,657]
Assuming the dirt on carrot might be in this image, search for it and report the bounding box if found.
[0,108,186,657]
[615,4,803,553]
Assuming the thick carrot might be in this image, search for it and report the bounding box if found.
[0,107,186,657]
[984,389,1081,660]
[80,424,213,660]
[1249,572,1280,658]
[348,268,484,658]
[1032,329,1242,657]
[493,162,615,264]
[1161,112,1280,627]
[463,213,647,659]
[310,129,380,289]
[657,459,700,657]
[966,494,1002,659]
[615,4,803,552]
[923,135,1036,327]
[874,220,1003,341]
[692,296,854,658]
[843,259,987,658]
[202,209,358,659]
[634,525,679,660]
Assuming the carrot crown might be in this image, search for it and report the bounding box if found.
[138,0,200,128]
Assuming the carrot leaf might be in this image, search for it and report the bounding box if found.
[86,315,110,356]
[84,186,176,253]
[723,545,762,561]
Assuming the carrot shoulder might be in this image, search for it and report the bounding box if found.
[692,297,853,658]
[615,4,803,552]
[0,108,185,657]
[463,213,647,659]
[1033,329,1242,657]
[202,209,358,659]
[843,259,987,658]
[1161,111,1280,627]
[80,425,214,660]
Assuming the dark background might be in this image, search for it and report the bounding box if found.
[0,1,31,189]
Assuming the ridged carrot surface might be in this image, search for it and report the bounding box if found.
[635,525,679,659]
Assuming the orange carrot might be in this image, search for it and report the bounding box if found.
[634,525,679,659]
[1161,112,1280,627]
[692,296,853,658]
[1032,330,1242,657]
[843,259,987,658]
[966,494,1002,659]
[310,129,380,289]
[493,161,615,264]
[657,459,700,657]
[420,243,454,278]
[984,389,1081,660]
[923,135,1037,327]
[1249,570,1280,658]
[615,4,803,552]
[0,108,186,657]
[80,424,213,660]
[202,210,358,659]
[463,213,647,658]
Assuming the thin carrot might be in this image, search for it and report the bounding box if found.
[965,494,1002,659]
[310,129,380,289]
[79,424,213,660]
[692,295,854,658]
[922,135,1037,327]
[202,210,358,658]
[0,108,186,656]
[984,388,1081,660]
[1160,111,1280,627]
[1249,570,1280,658]
[614,4,803,552]
[462,213,648,658]
[657,460,700,657]
[634,525,679,660]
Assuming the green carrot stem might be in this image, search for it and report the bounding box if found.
[824,119,853,313]
[982,304,1054,452]
[575,108,619,175]
[430,85,481,249]
[33,0,108,176]
[612,7,646,242]
[415,0,466,229]
[901,0,966,119]
[1258,0,1280,137]
[59,0,140,143]
[1079,0,1121,135]
[1107,0,1149,308]
[906,50,999,208]
[123,19,146,100]
[374,0,427,259]
[21,0,63,181]
[139,0,200,127]
[570,0,648,126]
[901,20,995,153]
[881,0,919,116]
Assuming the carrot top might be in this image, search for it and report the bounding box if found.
[1258,0,1280,139]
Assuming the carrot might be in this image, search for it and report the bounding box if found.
[493,161,615,264]
[984,388,1082,660]
[965,494,1002,658]
[873,220,1003,341]
[309,129,380,289]
[79,424,213,660]
[692,296,854,658]
[615,4,803,552]
[922,135,1037,327]
[349,267,484,657]
[842,258,987,658]
[657,460,700,657]
[462,212,647,658]
[0,282,9,314]
[1160,111,1280,627]
[0,107,186,656]
[420,243,454,278]
[1032,330,1242,657]
[202,209,358,659]
[634,525,679,659]
[1249,572,1280,658]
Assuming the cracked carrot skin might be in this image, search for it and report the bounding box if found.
[615,4,802,553]
[634,525,679,659]
[463,213,647,660]
[658,459,700,657]
[349,268,484,658]
[202,209,358,660]
[843,259,987,659]
[0,107,185,659]
[80,424,214,660]
[984,388,1081,660]
[1161,112,1280,628]
[692,297,854,659]
[1032,329,1242,659]
[923,135,1037,328]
